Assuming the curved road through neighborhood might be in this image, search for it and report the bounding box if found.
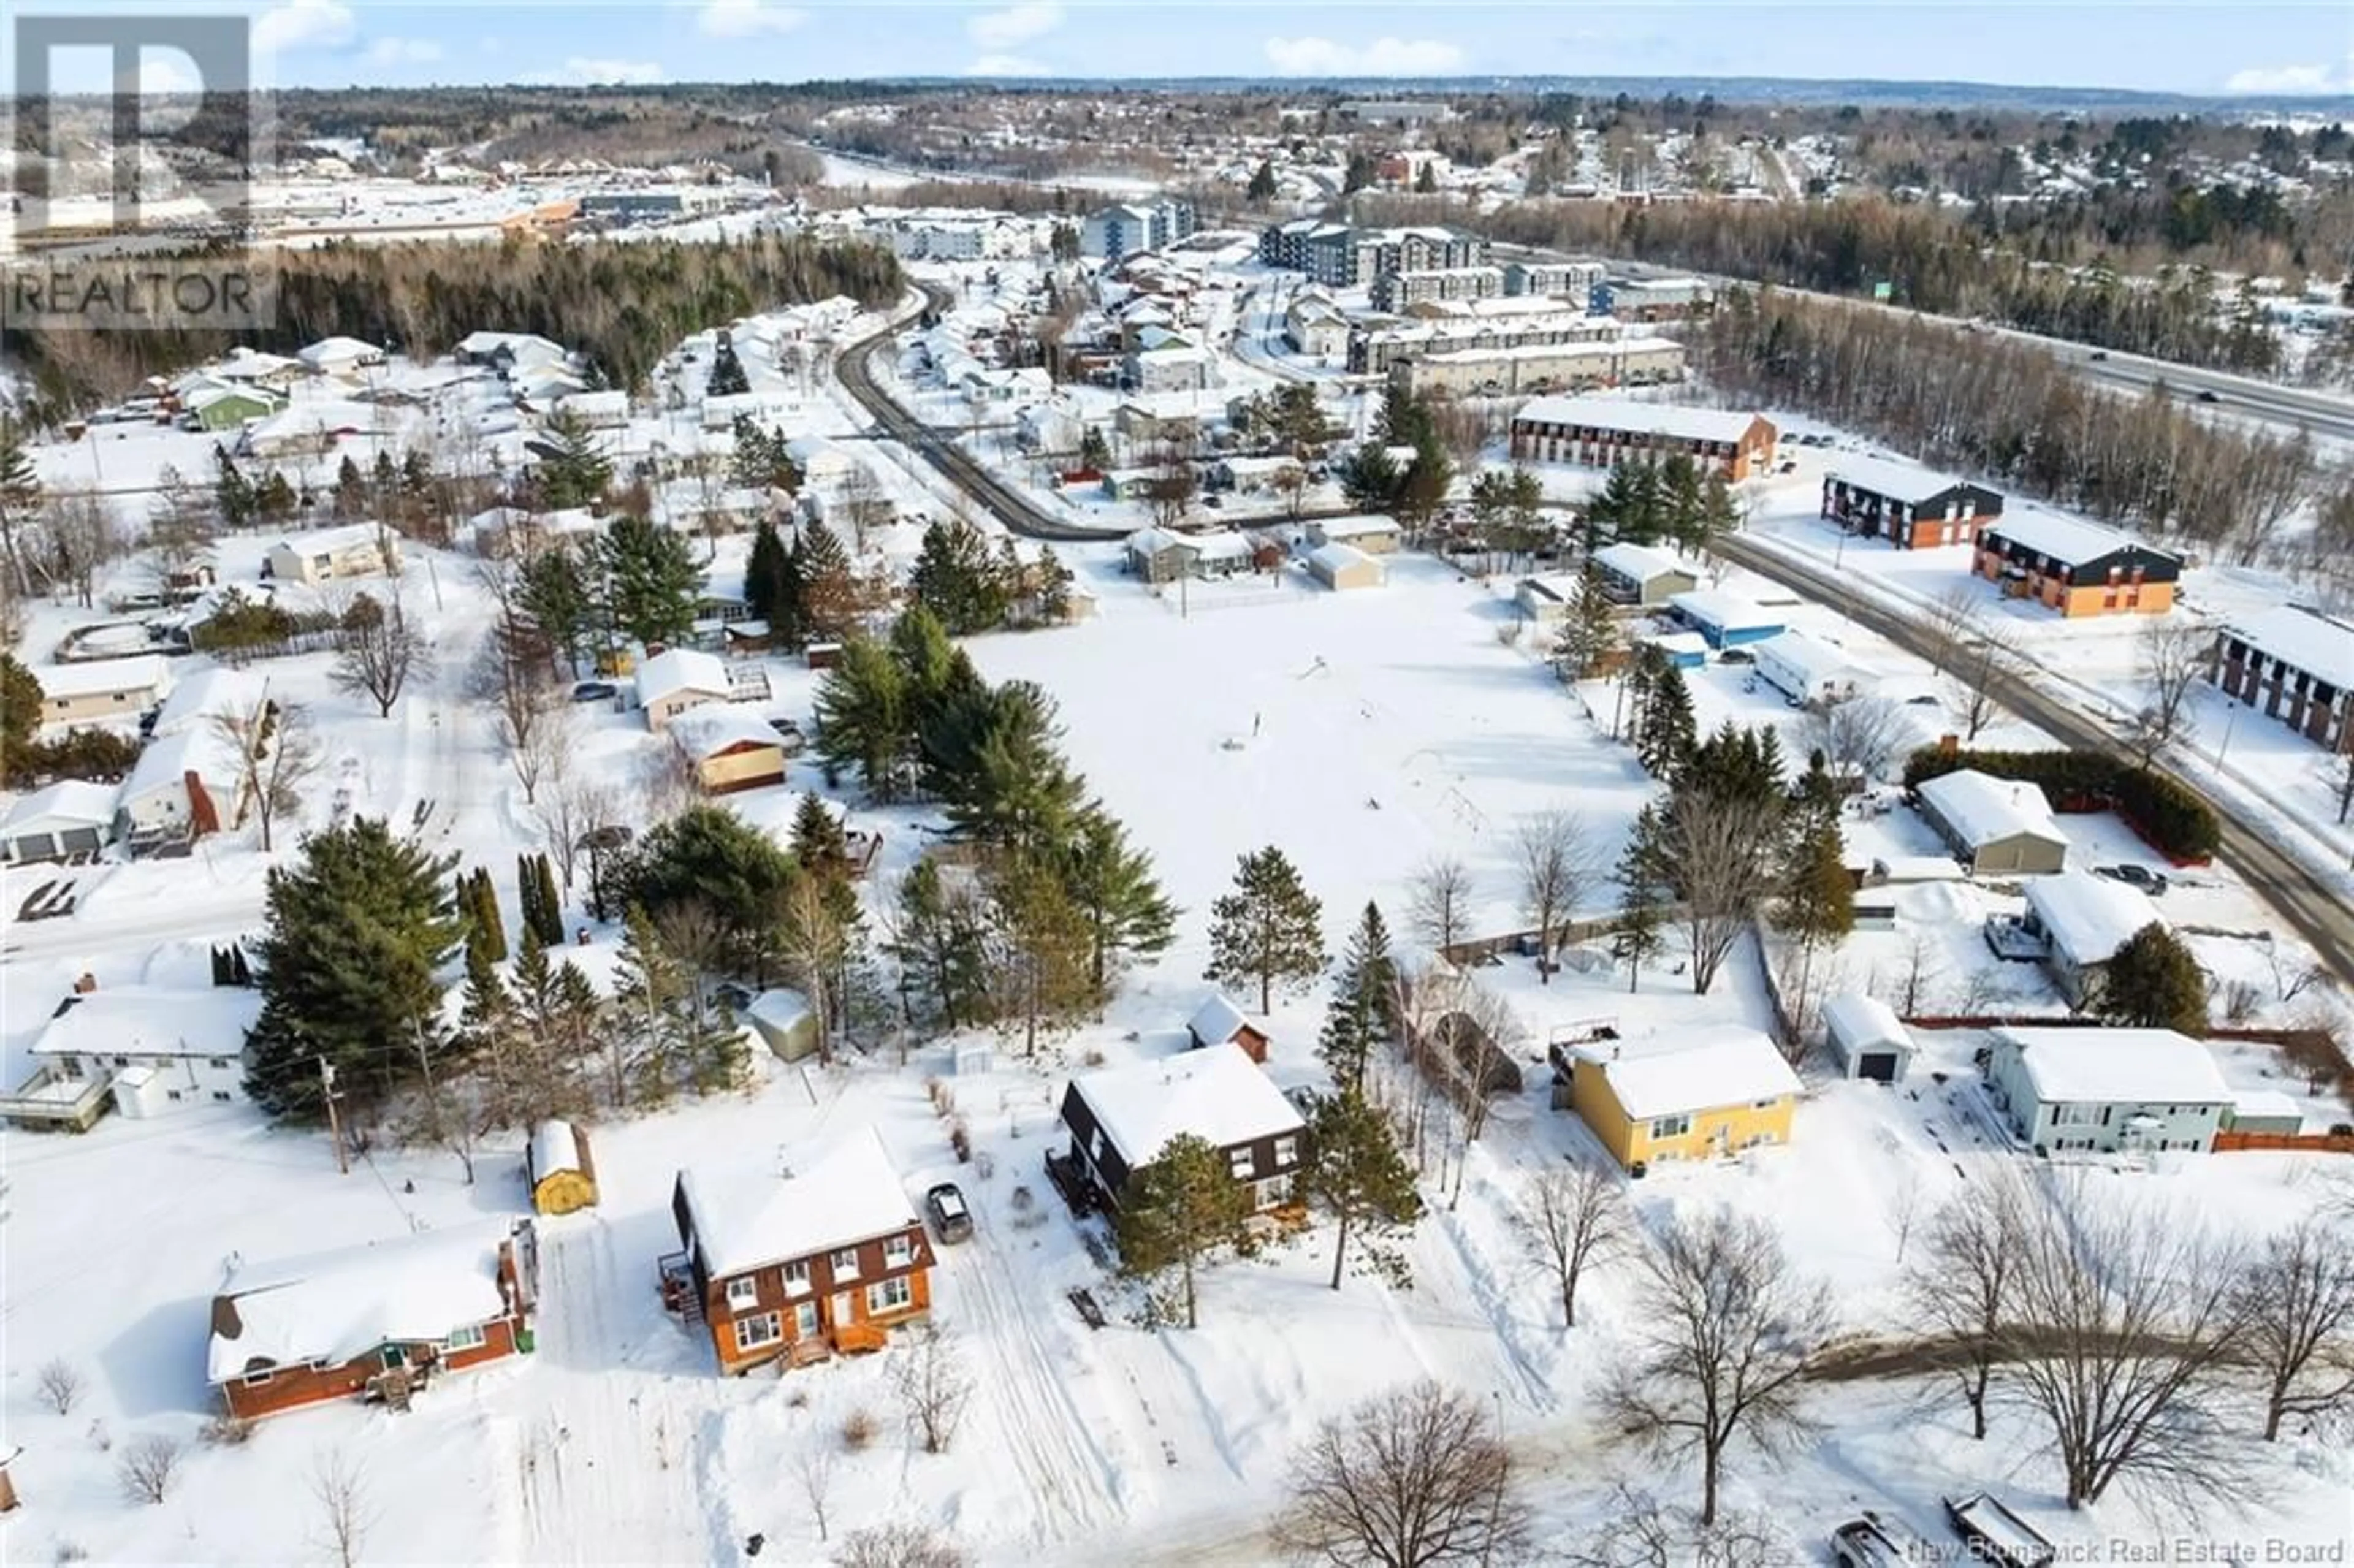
[1715,535,2354,984]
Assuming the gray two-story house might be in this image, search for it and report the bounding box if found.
[1984,1027,2231,1156]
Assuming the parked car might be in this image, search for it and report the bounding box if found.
[571,680,618,702]
[1943,1494,2055,1568]
[926,1182,973,1244]
[1830,1517,1912,1568]
[1907,694,1942,706]
[2088,350,2109,361]
[2097,864,2169,895]
[2195,389,2220,404]
[1719,649,1756,665]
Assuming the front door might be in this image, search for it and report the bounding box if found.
[829,1290,855,1338]
[794,1301,820,1341]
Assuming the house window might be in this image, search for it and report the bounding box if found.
[734,1312,782,1353]
[2056,1104,2099,1126]
[212,1090,232,1103]
[866,1276,913,1315]
[168,1090,184,1102]
[783,1260,812,1295]
[446,1323,487,1352]
[113,1056,129,1068]
[209,1057,232,1070]
[241,1369,274,1387]
[831,1248,861,1279]
[1089,1129,1106,1163]
[725,1275,760,1312]
[1273,1135,1298,1167]
[1257,1173,1295,1207]
[882,1235,915,1269]
[1229,1147,1255,1180]
[1649,1113,1692,1139]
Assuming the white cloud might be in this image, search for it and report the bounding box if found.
[528,57,666,86]
[363,37,443,68]
[967,54,1048,77]
[698,0,806,39]
[254,0,357,56]
[1262,36,1466,76]
[137,50,202,97]
[2223,63,2340,94]
[968,3,1062,51]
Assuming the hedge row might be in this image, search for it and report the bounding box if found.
[1903,747,2221,861]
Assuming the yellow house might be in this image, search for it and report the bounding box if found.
[1567,1027,1802,1170]
[668,707,787,794]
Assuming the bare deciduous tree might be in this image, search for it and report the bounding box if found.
[1406,856,1477,959]
[1520,1160,1627,1330]
[1274,1379,1530,1568]
[838,1523,969,1568]
[2230,1215,2354,1442]
[1515,812,1599,981]
[1800,695,1911,786]
[212,698,324,853]
[309,1447,375,1568]
[1900,1171,2032,1441]
[2125,615,2211,767]
[1657,790,1780,996]
[533,772,613,896]
[36,1357,85,1414]
[796,1437,837,1543]
[1998,1188,2251,1512]
[889,1320,973,1455]
[330,593,436,718]
[116,1433,185,1505]
[1603,1209,1831,1526]
[1922,588,2018,744]
[30,489,123,608]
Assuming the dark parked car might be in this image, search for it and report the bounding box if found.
[2088,350,2109,361]
[2097,864,2169,895]
[1907,694,1942,706]
[926,1182,973,1244]
[571,680,618,702]
[2195,389,2220,404]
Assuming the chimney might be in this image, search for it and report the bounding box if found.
[72,972,97,994]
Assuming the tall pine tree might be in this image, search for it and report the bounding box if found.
[1205,846,1328,1013]
[1318,902,1400,1092]
[1114,1133,1254,1330]
[1302,1087,1422,1291]
[1054,806,1179,992]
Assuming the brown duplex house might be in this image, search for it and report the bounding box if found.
[666,1128,933,1376]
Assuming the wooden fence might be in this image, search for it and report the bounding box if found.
[2214,1130,2354,1154]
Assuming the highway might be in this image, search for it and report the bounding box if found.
[2065,345,2354,444]
[1714,533,2354,984]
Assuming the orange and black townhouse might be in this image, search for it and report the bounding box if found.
[668,1128,934,1375]
[1974,514,2182,618]
[1821,460,2005,550]
[207,1219,540,1420]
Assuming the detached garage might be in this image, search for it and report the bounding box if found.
[1,780,123,863]
[1822,992,1913,1084]
[1306,542,1385,592]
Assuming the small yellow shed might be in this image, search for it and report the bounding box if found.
[528,1119,599,1214]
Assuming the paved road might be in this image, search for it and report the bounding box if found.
[2066,347,2354,443]
[1715,535,2354,984]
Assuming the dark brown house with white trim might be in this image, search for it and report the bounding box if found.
[1821,459,2004,550]
[1059,1042,1306,1213]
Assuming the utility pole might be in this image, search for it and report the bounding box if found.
[319,1056,349,1175]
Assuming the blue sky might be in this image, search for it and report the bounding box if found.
[25,1,2354,97]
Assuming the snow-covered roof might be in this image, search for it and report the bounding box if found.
[635,647,731,706]
[273,522,387,558]
[1827,454,1983,507]
[208,1222,518,1383]
[1633,628,1710,658]
[1312,514,1399,540]
[556,389,628,417]
[457,329,568,363]
[530,1119,582,1179]
[1916,769,2065,851]
[1755,630,1873,689]
[211,348,300,380]
[33,654,170,701]
[1308,542,1379,579]
[1187,993,1253,1045]
[151,665,271,737]
[246,402,376,443]
[0,778,121,834]
[1822,993,1909,1052]
[1512,395,1762,445]
[1186,530,1253,563]
[2225,605,2354,690]
[1071,1042,1305,1168]
[1592,542,1695,585]
[677,1127,916,1279]
[2024,872,2162,968]
[1576,1027,1802,1120]
[747,988,812,1033]
[666,705,783,760]
[1984,508,2177,568]
[124,721,245,802]
[298,335,381,368]
[2230,1088,2303,1126]
[1995,1027,2230,1107]
[1669,589,1783,633]
[31,985,262,1061]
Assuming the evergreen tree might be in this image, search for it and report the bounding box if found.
[254,470,298,524]
[466,867,509,965]
[792,520,861,643]
[519,544,596,678]
[532,853,565,945]
[1302,1087,1423,1291]
[1053,806,1179,991]
[518,852,545,948]
[2097,924,2209,1033]
[609,807,796,976]
[1078,426,1110,472]
[509,930,603,1116]
[536,409,614,509]
[1318,901,1401,1092]
[1338,444,1401,514]
[1246,159,1278,204]
[594,512,701,647]
[910,517,1013,635]
[1776,816,1855,963]
[610,905,693,1108]
[984,853,1097,1057]
[1549,563,1625,681]
[1113,1132,1255,1330]
[813,636,913,798]
[1693,471,1743,552]
[1,652,41,778]
[889,603,957,706]
[706,331,751,398]
[333,454,368,519]
[926,681,1086,855]
[243,819,462,1119]
[745,517,788,626]
[1614,829,1669,994]
[1205,846,1328,1013]
[889,858,991,1032]
[1636,664,1698,777]
[1582,461,1660,550]
[214,447,257,531]
[790,790,849,878]
[0,417,42,595]
[1030,546,1074,625]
